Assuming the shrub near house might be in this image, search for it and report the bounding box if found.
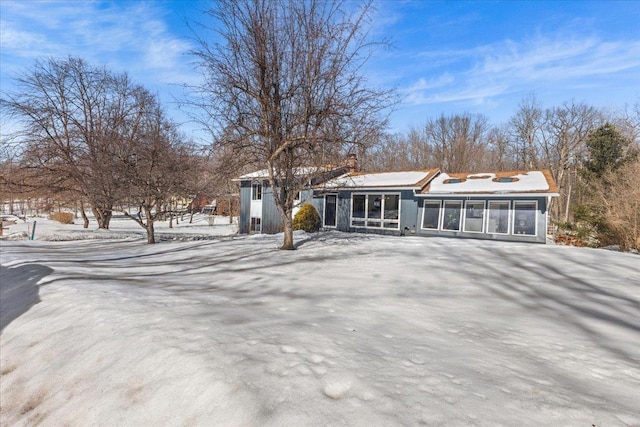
[293,204,321,233]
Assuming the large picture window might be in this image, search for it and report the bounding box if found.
[487,201,510,234]
[422,201,441,230]
[463,201,485,233]
[352,195,366,227]
[351,193,400,229]
[442,201,462,231]
[513,201,537,235]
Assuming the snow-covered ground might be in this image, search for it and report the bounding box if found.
[1,216,639,426]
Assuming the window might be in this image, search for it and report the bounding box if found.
[352,195,366,227]
[383,194,399,228]
[422,201,441,230]
[513,201,537,235]
[443,178,466,184]
[251,183,262,200]
[463,201,485,233]
[366,195,382,227]
[487,201,510,234]
[493,177,519,183]
[250,217,261,233]
[442,201,462,231]
[351,193,400,229]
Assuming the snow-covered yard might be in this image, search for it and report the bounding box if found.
[1,217,639,426]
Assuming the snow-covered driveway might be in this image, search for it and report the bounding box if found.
[1,232,639,426]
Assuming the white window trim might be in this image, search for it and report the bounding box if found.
[250,216,262,233]
[251,182,262,201]
[512,200,538,236]
[486,201,511,235]
[463,200,486,233]
[350,193,401,230]
[440,200,463,231]
[421,200,442,230]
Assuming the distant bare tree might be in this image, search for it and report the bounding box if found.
[119,95,192,244]
[590,158,640,251]
[1,57,147,229]
[190,0,394,249]
[509,93,543,169]
[425,113,490,172]
[541,101,601,220]
[486,125,517,170]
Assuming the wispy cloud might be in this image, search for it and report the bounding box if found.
[0,1,199,86]
[403,35,640,107]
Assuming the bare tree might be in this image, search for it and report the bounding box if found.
[486,125,517,171]
[424,113,490,172]
[541,101,601,221]
[190,0,393,249]
[590,158,640,251]
[508,93,543,169]
[117,92,194,244]
[1,57,147,229]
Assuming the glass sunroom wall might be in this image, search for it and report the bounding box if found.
[487,201,510,234]
[442,201,463,231]
[367,194,382,227]
[383,194,399,228]
[513,201,536,235]
[422,201,440,229]
[351,195,366,226]
[463,201,485,232]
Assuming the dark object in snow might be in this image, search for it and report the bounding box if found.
[0,264,52,331]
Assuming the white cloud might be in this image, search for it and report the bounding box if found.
[0,1,197,83]
[403,35,640,108]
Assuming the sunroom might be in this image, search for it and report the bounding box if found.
[417,171,558,243]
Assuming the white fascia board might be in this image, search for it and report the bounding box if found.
[328,186,421,192]
[418,192,559,198]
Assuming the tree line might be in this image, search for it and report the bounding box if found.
[0,57,213,243]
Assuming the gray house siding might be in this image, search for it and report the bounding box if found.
[261,185,283,234]
[331,189,417,236]
[239,183,326,234]
[308,192,325,221]
[239,181,252,234]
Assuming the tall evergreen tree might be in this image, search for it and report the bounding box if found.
[583,123,630,178]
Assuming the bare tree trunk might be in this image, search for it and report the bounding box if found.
[92,207,112,229]
[80,201,90,228]
[281,214,294,250]
[146,221,155,243]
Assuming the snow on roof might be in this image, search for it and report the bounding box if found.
[323,169,439,189]
[422,170,558,195]
[235,165,343,181]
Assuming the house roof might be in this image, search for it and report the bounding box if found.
[234,166,342,181]
[420,170,559,196]
[321,169,440,190]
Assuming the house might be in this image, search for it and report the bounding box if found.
[234,160,355,234]
[236,160,559,243]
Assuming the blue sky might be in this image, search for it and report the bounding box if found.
[1,0,639,142]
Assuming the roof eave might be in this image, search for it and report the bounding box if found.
[418,191,560,197]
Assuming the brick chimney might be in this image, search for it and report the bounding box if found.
[345,154,358,173]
